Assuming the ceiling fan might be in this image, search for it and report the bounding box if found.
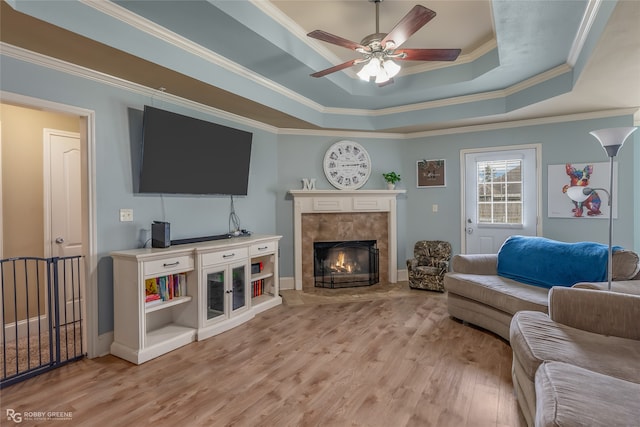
[307,0,461,86]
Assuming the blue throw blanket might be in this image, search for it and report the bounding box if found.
[497,235,620,289]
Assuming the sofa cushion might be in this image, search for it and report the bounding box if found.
[445,273,548,315]
[510,310,640,384]
[497,235,617,289]
[535,361,640,427]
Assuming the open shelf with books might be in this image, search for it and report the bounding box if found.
[110,249,198,365]
[144,273,190,312]
[249,242,278,309]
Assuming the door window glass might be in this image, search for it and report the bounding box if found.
[476,159,523,224]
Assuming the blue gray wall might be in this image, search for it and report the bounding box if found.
[1,52,637,337]
[276,118,637,279]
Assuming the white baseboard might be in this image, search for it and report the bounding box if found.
[397,269,408,282]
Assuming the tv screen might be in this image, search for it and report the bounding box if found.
[138,106,253,195]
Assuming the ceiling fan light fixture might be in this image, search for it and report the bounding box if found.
[308,3,460,86]
[357,65,372,81]
[382,59,401,78]
[375,67,390,84]
[357,57,382,81]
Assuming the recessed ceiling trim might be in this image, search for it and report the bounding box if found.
[3,41,634,139]
[250,0,350,76]
[80,0,325,112]
[406,107,639,139]
[568,0,602,67]
[320,63,572,118]
[77,0,587,128]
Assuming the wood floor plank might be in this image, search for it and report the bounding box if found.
[0,289,525,426]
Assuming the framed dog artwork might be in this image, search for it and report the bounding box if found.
[417,159,446,188]
[547,162,618,218]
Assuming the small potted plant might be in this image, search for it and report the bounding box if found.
[382,172,401,189]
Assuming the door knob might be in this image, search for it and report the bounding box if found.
[55,237,65,244]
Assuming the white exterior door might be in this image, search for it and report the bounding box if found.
[44,129,83,323]
[462,146,541,254]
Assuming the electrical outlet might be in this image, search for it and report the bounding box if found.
[120,208,134,222]
[432,204,438,213]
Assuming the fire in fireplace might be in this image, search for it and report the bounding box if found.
[314,240,379,288]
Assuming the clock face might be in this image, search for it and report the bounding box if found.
[323,141,371,190]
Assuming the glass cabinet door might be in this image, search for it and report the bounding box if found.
[231,264,246,312]
[206,270,225,320]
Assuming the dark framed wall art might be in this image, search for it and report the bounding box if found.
[417,159,446,188]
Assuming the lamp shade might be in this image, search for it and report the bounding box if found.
[589,127,637,157]
[565,186,592,203]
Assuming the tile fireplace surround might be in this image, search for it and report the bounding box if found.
[289,190,406,291]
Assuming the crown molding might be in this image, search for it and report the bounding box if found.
[67,1,585,126]
[568,0,602,67]
[0,42,279,134]
[5,42,635,139]
[80,0,324,113]
[405,107,640,139]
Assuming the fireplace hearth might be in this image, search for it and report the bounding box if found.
[314,240,379,288]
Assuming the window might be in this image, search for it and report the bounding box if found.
[476,159,522,224]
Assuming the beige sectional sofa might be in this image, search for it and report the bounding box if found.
[443,237,640,426]
[443,249,640,341]
[510,287,640,426]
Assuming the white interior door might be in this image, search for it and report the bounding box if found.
[44,129,83,323]
[463,146,540,254]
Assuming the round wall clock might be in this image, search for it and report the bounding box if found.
[323,140,371,190]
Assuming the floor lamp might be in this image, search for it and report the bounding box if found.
[565,126,637,290]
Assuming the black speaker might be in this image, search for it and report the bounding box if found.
[152,221,170,248]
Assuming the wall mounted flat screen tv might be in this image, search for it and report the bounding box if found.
[138,106,253,195]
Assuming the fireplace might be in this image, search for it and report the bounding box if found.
[289,190,405,291]
[314,240,379,288]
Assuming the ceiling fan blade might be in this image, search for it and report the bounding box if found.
[397,48,461,61]
[381,5,436,49]
[307,30,366,51]
[310,59,360,78]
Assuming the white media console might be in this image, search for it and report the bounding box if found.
[110,234,282,364]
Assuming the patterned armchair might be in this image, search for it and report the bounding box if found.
[406,240,452,292]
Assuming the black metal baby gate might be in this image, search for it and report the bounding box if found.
[1,256,85,388]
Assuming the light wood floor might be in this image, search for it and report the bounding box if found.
[1,287,525,426]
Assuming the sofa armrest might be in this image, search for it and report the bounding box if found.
[548,287,640,340]
[573,280,640,296]
[450,254,497,275]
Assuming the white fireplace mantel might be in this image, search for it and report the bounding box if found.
[289,189,406,290]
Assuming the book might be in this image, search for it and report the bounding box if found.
[146,294,161,303]
[145,278,159,296]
